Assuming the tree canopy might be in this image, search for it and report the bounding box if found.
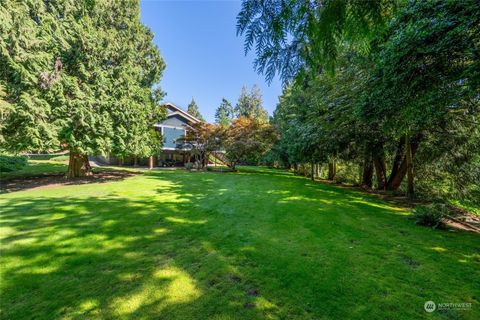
[235,85,269,123]
[0,0,165,177]
[225,116,277,169]
[187,97,205,121]
[215,98,234,127]
[237,0,396,83]
[250,0,479,202]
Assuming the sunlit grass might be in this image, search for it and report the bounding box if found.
[0,166,479,319]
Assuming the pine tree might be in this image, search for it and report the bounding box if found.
[235,86,250,119]
[0,1,165,177]
[187,97,205,121]
[235,85,269,123]
[249,84,269,122]
[215,98,234,127]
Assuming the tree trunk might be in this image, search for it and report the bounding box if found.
[316,163,321,178]
[203,152,208,168]
[362,153,373,188]
[148,156,154,169]
[386,136,406,189]
[293,163,298,175]
[386,133,422,191]
[406,134,414,197]
[373,155,387,190]
[328,160,336,180]
[133,156,138,167]
[358,164,363,185]
[66,151,92,178]
[386,161,408,191]
[311,161,315,181]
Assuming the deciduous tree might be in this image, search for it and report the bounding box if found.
[180,122,224,169]
[225,117,277,169]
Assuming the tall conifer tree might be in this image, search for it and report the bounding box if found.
[187,97,205,121]
[0,0,165,177]
[215,98,234,127]
[235,85,269,123]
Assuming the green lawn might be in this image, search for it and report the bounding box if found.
[0,159,68,181]
[0,157,139,183]
[0,167,478,319]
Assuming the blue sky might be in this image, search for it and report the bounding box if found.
[140,0,282,122]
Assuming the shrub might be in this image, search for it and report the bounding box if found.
[185,162,193,171]
[334,161,360,185]
[206,166,213,171]
[0,155,28,172]
[413,204,447,228]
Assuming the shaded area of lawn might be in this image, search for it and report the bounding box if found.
[0,168,479,319]
[0,159,143,193]
[0,159,68,181]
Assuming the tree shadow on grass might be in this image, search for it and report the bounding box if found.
[0,171,139,194]
[1,193,272,319]
[0,169,479,319]
[144,170,480,318]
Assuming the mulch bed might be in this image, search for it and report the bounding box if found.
[443,206,480,233]
[0,171,139,193]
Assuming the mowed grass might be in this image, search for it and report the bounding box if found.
[0,166,479,319]
[0,159,68,181]
[0,157,140,183]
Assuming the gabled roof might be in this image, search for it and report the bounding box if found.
[163,102,201,124]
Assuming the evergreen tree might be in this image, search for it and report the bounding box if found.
[0,1,165,177]
[235,86,250,119]
[235,85,269,122]
[237,0,395,83]
[187,97,205,121]
[363,0,480,196]
[215,98,234,127]
[269,0,480,201]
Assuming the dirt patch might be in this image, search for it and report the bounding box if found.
[0,171,140,193]
[443,210,480,233]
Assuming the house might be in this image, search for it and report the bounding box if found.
[154,102,201,166]
[93,102,201,167]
